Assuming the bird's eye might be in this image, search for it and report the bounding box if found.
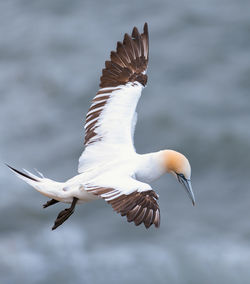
[176,173,186,183]
[177,173,185,179]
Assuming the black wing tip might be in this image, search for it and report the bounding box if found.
[6,164,39,182]
[100,23,149,88]
[109,190,160,229]
[132,27,140,39]
[131,23,148,38]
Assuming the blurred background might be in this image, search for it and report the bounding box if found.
[1,0,250,283]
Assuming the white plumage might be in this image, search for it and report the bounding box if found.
[79,82,142,172]
[8,23,195,230]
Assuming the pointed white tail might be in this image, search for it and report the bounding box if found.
[7,165,70,201]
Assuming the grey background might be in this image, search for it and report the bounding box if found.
[1,0,250,283]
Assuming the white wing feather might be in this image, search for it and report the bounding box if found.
[78,23,149,173]
[85,175,152,199]
[78,83,143,172]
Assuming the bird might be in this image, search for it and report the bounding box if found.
[7,23,195,230]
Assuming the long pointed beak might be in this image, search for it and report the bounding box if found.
[178,176,195,206]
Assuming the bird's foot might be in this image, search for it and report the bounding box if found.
[43,199,59,208]
[52,197,78,230]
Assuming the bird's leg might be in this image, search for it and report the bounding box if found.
[43,199,59,208]
[52,197,78,230]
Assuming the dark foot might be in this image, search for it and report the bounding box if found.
[52,197,78,230]
[43,199,59,208]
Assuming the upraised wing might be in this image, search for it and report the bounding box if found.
[78,23,149,173]
[85,176,160,229]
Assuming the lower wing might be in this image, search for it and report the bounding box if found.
[85,176,160,229]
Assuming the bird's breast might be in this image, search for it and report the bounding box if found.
[134,152,166,183]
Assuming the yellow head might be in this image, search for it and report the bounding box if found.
[161,150,195,205]
[162,150,191,178]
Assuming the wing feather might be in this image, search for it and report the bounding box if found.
[110,190,160,228]
[85,177,160,229]
[79,23,149,172]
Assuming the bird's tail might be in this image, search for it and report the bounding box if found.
[6,164,42,183]
[6,164,67,201]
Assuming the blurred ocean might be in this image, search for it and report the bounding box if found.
[1,0,250,283]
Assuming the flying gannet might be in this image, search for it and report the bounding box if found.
[7,23,195,230]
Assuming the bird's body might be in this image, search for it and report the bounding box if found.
[8,23,195,230]
[16,151,165,201]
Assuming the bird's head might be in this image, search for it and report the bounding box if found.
[161,150,195,206]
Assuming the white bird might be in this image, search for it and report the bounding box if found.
[7,23,195,230]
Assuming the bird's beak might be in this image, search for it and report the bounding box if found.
[178,176,195,206]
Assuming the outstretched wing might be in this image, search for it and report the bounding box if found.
[79,23,149,173]
[85,177,160,229]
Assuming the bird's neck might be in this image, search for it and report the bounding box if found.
[135,151,166,183]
